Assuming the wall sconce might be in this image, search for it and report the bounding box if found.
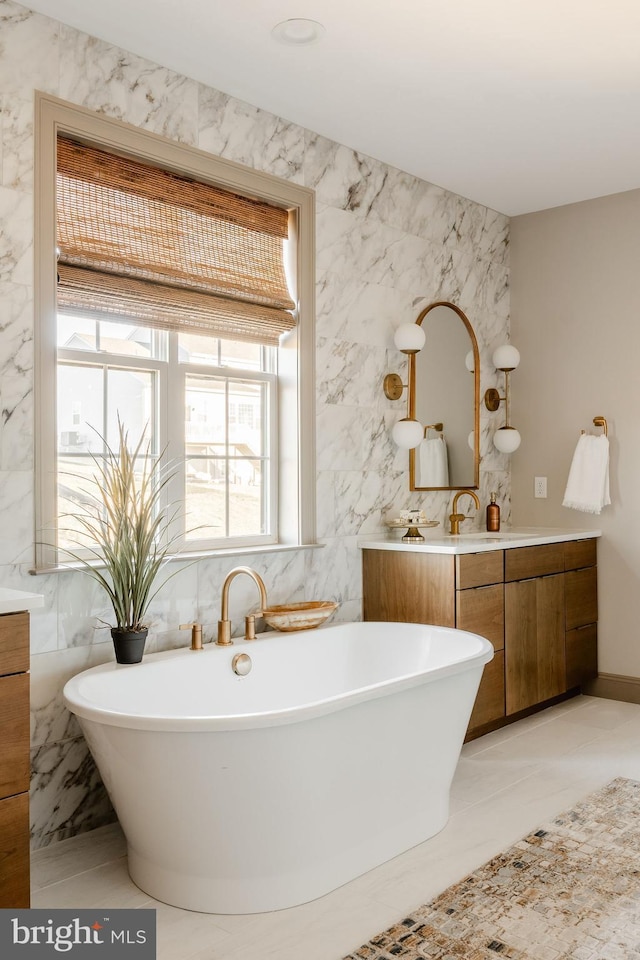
[484,344,521,453]
[384,323,426,449]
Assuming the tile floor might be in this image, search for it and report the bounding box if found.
[31,695,640,960]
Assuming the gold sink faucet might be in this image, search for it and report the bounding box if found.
[217,566,268,646]
[449,490,480,535]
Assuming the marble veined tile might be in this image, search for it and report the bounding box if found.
[30,642,113,747]
[0,0,59,99]
[304,537,362,605]
[1,95,34,189]
[58,25,198,145]
[315,269,417,346]
[30,736,115,848]
[332,469,407,538]
[0,469,32,564]
[0,185,33,286]
[198,87,305,183]
[316,337,388,409]
[304,133,390,215]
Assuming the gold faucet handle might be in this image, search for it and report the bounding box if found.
[179,622,204,650]
[245,614,257,640]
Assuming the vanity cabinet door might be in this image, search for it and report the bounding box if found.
[0,793,30,908]
[0,611,30,907]
[566,623,598,689]
[565,566,598,630]
[505,574,565,714]
[456,583,504,650]
[457,584,505,735]
[0,673,29,798]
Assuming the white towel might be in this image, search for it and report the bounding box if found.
[418,437,449,486]
[562,433,611,514]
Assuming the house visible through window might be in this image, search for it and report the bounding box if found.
[34,100,314,569]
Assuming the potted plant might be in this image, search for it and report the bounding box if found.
[61,420,181,664]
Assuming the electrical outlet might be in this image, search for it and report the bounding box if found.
[534,476,547,499]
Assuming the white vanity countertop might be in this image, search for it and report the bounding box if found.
[358,527,602,555]
[0,587,45,614]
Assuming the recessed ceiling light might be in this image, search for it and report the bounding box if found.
[271,18,326,45]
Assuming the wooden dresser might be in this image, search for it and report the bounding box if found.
[362,534,598,741]
[0,612,31,907]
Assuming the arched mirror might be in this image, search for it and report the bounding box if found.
[408,302,479,490]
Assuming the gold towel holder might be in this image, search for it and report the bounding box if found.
[581,416,608,437]
[423,422,444,438]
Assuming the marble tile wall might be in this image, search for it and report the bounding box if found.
[0,0,511,847]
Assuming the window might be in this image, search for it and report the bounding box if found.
[34,95,315,569]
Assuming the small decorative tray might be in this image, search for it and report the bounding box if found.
[385,518,439,542]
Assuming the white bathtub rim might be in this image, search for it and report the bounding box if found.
[63,623,493,733]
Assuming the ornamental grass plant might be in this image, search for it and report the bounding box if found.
[62,419,181,635]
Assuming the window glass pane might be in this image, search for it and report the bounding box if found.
[228,380,267,456]
[57,313,97,351]
[185,376,225,445]
[57,363,103,452]
[57,454,104,553]
[229,459,265,537]
[185,458,226,540]
[106,369,155,451]
[179,333,268,371]
[98,320,160,359]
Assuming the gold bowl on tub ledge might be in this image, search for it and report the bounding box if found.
[261,601,339,632]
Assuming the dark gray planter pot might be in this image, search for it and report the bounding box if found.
[111,627,148,664]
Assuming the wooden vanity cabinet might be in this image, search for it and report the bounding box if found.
[0,612,30,908]
[362,537,598,741]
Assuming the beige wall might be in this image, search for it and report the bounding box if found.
[510,188,640,678]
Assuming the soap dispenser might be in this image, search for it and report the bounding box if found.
[486,492,501,532]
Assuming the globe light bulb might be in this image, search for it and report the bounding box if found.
[492,344,520,371]
[493,426,521,453]
[394,323,426,354]
[391,418,424,449]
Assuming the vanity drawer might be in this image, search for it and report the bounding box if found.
[564,538,597,571]
[565,566,598,630]
[456,551,504,589]
[456,583,504,651]
[0,673,30,798]
[504,543,564,582]
[0,613,29,676]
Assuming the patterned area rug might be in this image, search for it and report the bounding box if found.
[344,778,640,960]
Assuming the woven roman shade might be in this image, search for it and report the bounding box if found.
[56,136,296,344]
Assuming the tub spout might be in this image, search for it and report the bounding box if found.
[217,566,268,645]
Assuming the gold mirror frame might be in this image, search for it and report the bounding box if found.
[408,301,480,491]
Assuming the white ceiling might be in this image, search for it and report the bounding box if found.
[21,0,640,215]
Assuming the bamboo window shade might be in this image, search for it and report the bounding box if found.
[56,136,296,344]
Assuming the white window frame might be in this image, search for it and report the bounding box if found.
[34,92,316,570]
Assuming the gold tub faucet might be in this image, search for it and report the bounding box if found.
[449,490,481,535]
[217,566,268,645]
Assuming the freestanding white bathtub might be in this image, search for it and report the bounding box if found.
[63,621,493,914]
